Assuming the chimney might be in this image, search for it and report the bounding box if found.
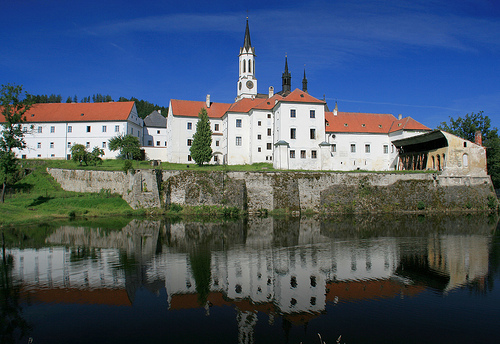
[398,114,402,120]
[475,131,482,146]
[269,86,274,98]
[206,94,211,108]
[333,101,338,116]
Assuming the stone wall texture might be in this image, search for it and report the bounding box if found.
[48,168,498,213]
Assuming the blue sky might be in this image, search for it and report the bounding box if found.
[1,0,499,129]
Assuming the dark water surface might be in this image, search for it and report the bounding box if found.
[2,214,500,343]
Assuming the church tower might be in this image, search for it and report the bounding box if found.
[302,68,308,93]
[237,19,257,101]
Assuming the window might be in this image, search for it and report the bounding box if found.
[310,110,315,118]
[301,150,306,159]
[216,140,219,146]
[236,119,242,128]
[267,128,271,136]
[311,150,317,158]
[50,142,54,149]
[290,109,296,118]
[351,144,356,153]
[267,114,271,119]
[290,128,296,139]
[365,144,370,153]
[267,143,272,150]
[214,124,219,131]
[157,130,161,134]
[115,125,120,132]
[258,121,261,126]
[383,145,388,154]
[236,136,242,146]
[258,147,262,152]
[188,155,192,161]
[310,128,315,139]
[391,145,395,153]
[37,126,42,133]
[147,140,152,146]
[214,155,218,162]
[102,142,106,148]
[86,126,91,133]
[51,154,55,157]
[130,128,133,135]
[332,144,337,153]
[68,126,72,133]
[102,125,107,133]
[67,142,71,148]
[187,139,192,146]
[257,134,262,140]
[463,154,469,167]
[22,126,27,133]
[37,142,41,149]
[86,142,90,148]
[290,150,295,158]
[50,126,55,133]
[156,141,160,146]
[22,155,26,159]
[187,122,192,130]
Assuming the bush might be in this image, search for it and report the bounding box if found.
[417,201,426,210]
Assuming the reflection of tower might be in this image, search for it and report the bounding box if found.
[237,310,258,344]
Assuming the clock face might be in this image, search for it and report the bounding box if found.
[246,80,254,89]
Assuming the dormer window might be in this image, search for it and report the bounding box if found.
[361,124,366,127]
[344,123,348,127]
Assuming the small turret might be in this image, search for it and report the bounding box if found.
[282,56,291,94]
[302,68,308,93]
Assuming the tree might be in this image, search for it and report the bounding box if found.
[109,134,141,160]
[190,108,213,166]
[70,144,104,166]
[438,111,500,188]
[71,144,89,166]
[0,84,32,203]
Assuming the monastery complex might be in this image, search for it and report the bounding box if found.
[2,20,488,176]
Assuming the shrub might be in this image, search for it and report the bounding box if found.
[417,201,426,210]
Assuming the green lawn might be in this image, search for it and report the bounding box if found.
[0,166,135,227]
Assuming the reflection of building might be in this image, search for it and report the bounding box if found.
[4,218,494,344]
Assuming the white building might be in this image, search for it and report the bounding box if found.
[166,20,431,170]
[3,101,143,159]
[143,110,168,161]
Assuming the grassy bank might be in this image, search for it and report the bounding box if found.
[0,166,140,227]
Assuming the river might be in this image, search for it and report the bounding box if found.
[1,214,499,343]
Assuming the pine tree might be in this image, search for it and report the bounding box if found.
[190,108,212,166]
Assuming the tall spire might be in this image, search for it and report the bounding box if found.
[302,67,308,93]
[243,18,252,51]
[282,55,291,94]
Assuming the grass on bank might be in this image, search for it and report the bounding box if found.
[19,158,440,174]
[0,166,136,227]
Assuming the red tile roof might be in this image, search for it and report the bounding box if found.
[389,116,431,132]
[281,89,325,104]
[0,102,136,123]
[170,99,232,118]
[325,111,430,134]
[171,90,323,118]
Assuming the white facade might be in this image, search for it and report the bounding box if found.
[5,102,144,160]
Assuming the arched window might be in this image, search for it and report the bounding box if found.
[432,156,435,169]
[248,59,251,73]
[463,153,468,167]
[442,154,446,168]
[243,60,246,73]
[437,155,441,171]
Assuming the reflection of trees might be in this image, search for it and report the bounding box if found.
[1,233,31,343]
[189,248,211,305]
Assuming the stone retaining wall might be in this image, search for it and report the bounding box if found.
[48,168,497,213]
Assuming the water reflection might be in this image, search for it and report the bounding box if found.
[3,214,498,343]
